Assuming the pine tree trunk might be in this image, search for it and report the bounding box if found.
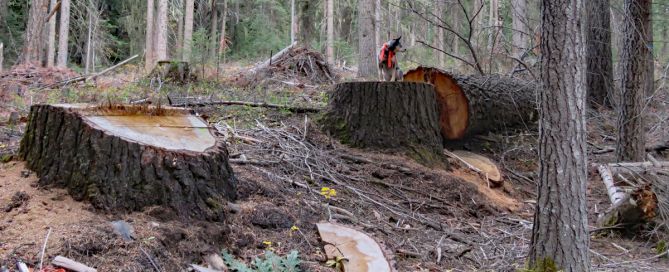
[183,0,194,62]
[21,0,48,65]
[85,9,94,75]
[357,0,376,78]
[326,0,335,65]
[616,0,651,162]
[374,0,381,50]
[511,0,528,57]
[57,0,70,68]
[529,0,590,271]
[291,0,296,43]
[209,0,218,60]
[437,1,445,67]
[320,82,444,164]
[155,0,168,62]
[19,104,237,221]
[46,0,57,67]
[586,0,614,108]
[145,0,155,71]
[218,0,227,59]
[0,43,3,73]
[176,2,184,57]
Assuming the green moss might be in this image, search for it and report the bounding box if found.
[407,144,447,169]
[521,258,560,272]
[657,240,667,256]
[205,197,223,211]
[1,154,12,163]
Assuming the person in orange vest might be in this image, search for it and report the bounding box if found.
[378,36,404,81]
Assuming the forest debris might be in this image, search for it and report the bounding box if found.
[168,95,322,113]
[190,264,223,272]
[240,45,336,88]
[445,150,503,187]
[596,164,626,205]
[202,253,226,271]
[111,220,135,241]
[316,222,394,272]
[52,256,97,272]
[0,64,79,100]
[4,191,29,212]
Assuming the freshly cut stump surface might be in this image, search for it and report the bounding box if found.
[320,81,444,164]
[19,104,237,221]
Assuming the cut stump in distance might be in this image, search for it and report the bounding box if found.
[320,81,444,165]
[404,67,539,140]
[19,104,237,221]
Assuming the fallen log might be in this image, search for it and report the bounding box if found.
[19,104,237,221]
[168,97,322,113]
[404,66,538,140]
[320,81,445,165]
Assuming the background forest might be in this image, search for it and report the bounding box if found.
[3,0,665,75]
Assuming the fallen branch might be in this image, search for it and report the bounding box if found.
[38,54,139,90]
[250,41,298,73]
[596,164,625,205]
[171,100,322,113]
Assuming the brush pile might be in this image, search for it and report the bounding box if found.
[0,63,79,101]
[264,47,336,84]
[236,46,337,88]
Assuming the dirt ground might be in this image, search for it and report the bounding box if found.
[2,63,669,271]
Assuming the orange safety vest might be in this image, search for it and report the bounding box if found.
[379,43,395,69]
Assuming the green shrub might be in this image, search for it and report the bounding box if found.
[221,250,301,272]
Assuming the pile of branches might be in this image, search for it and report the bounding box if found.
[265,47,336,84]
[0,63,79,101]
[238,45,336,88]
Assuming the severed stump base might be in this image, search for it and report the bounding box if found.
[19,104,237,221]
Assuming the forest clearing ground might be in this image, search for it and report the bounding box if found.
[1,65,669,271]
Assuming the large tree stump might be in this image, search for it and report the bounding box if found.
[404,67,539,140]
[320,81,444,164]
[19,104,236,221]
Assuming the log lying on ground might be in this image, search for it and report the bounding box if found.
[320,82,445,165]
[404,67,538,140]
[19,104,237,221]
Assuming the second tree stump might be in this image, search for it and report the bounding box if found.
[320,81,443,163]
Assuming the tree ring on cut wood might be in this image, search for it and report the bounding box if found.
[405,67,539,140]
[320,81,445,165]
[19,104,237,221]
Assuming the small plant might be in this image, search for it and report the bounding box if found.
[221,250,301,272]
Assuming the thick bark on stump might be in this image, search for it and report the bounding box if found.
[404,67,538,140]
[320,82,444,164]
[19,104,236,221]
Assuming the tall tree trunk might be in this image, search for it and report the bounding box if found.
[177,2,184,57]
[57,0,70,68]
[451,4,461,60]
[209,0,218,60]
[183,0,194,62]
[218,0,227,59]
[528,0,590,271]
[437,1,445,67]
[511,0,528,57]
[0,43,3,73]
[21,0,48,65]
[46,0,57,67]
[145,0,155,71]
[471,0,485,50]
[375,0,381,50]
[357,0,376,78]
[616,0,652,162]
[585,0,614,108]
[487,0,500,52]
[326,0,335,65]
[155,0,169,62]
[298,0,315,44]
[291,0,297,43]
[85,7,94,74]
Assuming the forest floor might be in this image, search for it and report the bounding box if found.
[1,61,669,271]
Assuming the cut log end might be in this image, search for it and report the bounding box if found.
[404,67,469,140]
[320,81,445,166]
[19,104,237,221]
